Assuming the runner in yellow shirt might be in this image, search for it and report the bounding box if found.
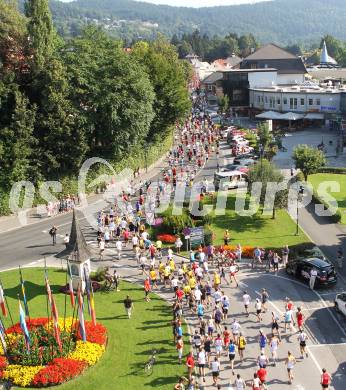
[149,267,158,289]
[189,276,197,290]
[158,261,165,282]
[169,258,176,272]
[214,271,221,290]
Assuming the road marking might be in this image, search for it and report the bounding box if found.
[306,345,322,373]
[265,274,346,338]
[255,290,284,315]
[301,306,331,311]
[308,342,346,348]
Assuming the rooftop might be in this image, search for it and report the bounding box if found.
[244,44,297,61]
[250,84,346,94]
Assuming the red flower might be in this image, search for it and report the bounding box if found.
[77,321,107,345]
[157,234,177,244]
[32,358,87,386]
[6,317,49,334]
[0,356,7,370]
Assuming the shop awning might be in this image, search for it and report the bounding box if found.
[304,113,324,120]
[280,112,305,121]
[256,111,282,120]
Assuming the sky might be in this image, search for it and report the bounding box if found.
[137,0,269,6]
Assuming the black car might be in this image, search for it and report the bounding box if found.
[286,257,337,288]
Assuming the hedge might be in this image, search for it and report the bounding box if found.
[317,167,346,174]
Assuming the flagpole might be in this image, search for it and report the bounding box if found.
[63,261,68,332]
[0,280,14,327]
[44,259,51,330]
[19,266,30,321]
[67,281,78,353]
[0,316,11,360]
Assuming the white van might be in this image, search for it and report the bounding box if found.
[214,170,248,191]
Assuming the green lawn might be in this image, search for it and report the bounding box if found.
[0,268,187,389]
[208,195,310,249]
[308,173,346,224]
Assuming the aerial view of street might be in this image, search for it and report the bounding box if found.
[0,0,346,389]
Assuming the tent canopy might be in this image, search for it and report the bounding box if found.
[279,112,305,121]
[256,111,282,120]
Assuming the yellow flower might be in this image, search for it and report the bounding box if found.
[47,316,76,332]
[3,365,42,387]
[68,341,105,366]
[0,334,21,356]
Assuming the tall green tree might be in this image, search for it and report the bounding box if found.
[31,58,88,177]
[63,27,155,160]
[0,80,36,189]
[292,145,326,181]
[132,37,191,142]
[25,0,55,69]
[248,159,287,219]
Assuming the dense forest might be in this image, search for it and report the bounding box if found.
[0,0,191,214]
[20,0,346,45]
[172,31,346,67]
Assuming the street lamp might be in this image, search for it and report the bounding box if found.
[295,185,304,236]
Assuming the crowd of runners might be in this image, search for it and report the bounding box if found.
[51,99,333,389]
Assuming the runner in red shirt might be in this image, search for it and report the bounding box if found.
[176,288,184,302]
[296,307,304,331]
[320,368,331,389]
[186,352,195,379]
[257,367,268,389]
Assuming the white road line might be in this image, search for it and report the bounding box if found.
[265,274,346,338]
[255,290,284,315]
[306,346,322,373]
[308,342,346,348]
[301,306,331,311]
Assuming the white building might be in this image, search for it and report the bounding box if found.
[250,83,345,120]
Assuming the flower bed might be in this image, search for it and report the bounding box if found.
[215,245,255,258]
[0,317,107,387]
[156,233,177,244]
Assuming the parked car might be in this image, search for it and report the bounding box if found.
[213,171,248,191]
[335,292,346,316]
[286,257,337,288]
[233,158,256,167]
[233,153,258,162]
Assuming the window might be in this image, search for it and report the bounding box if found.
[257,95,260,103]
[316,98,321,106]
[277,98,281,105]
[290,98,298,110]
[309,98,313,106]
[269,96,275,108]
[283,97,287,105]
[265,96,268,103]
[300,98,305,106]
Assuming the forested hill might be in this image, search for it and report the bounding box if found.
[44,0,346,44]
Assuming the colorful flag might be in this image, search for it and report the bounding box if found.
[77,286,86,342]
[83,267,96,325]
[19,300,30,351]
[67,262,75,308]
[89,287,97,326]
[19,267,29,317]
[51,296,62,351]
[44,270,52,307]
[0,319,6,354]
[0,285,7,317]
